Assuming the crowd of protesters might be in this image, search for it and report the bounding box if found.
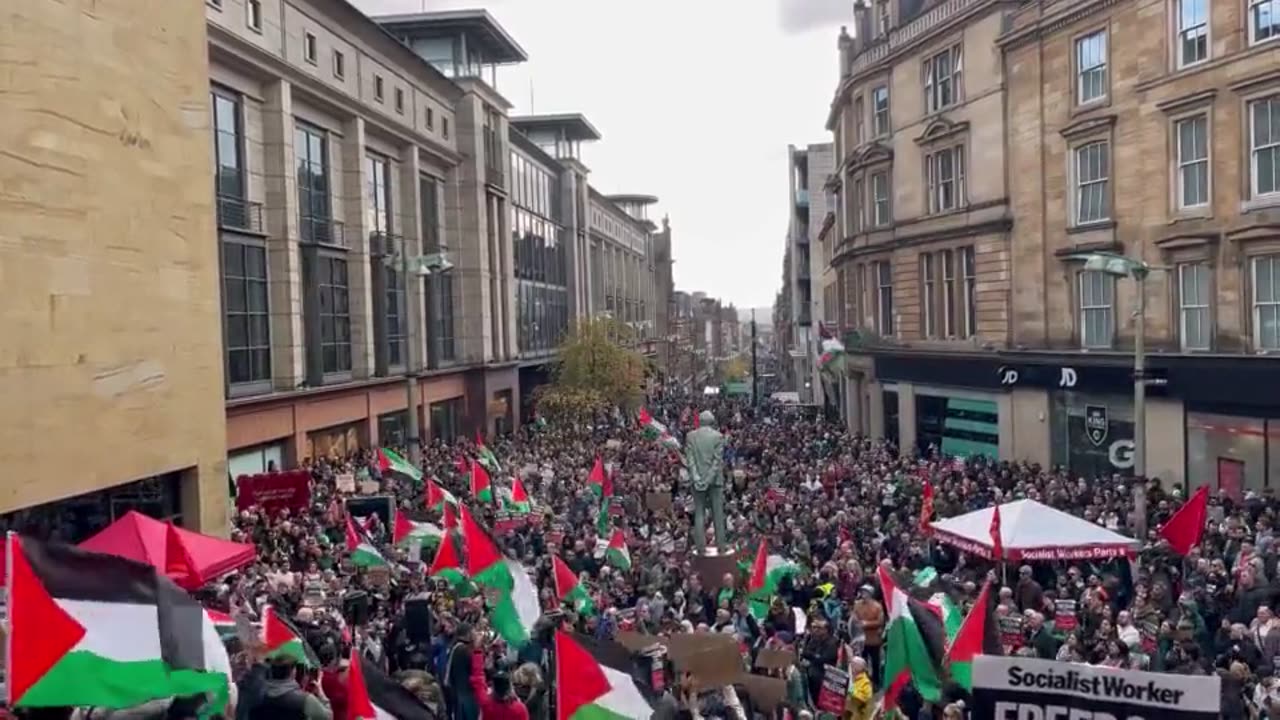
[15,387,1280,720]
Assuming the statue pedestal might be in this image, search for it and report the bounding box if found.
[692,548,739,589]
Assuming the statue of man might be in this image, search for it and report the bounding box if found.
[684,410,728,554]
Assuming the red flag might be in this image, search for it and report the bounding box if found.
[693,412,701,429]
[920,480,935,533]
[989,505,1003,561]
[345,647,375,720]
[441,502,458,532]
[1160,485,1209,555]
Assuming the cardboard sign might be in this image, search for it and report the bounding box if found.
[1053,599,1078,632]
[754,647,796,670]
[665,633,744,690]
[335,473,356,493]
[235,470,311,514]
[365,566,390,588]
[615,630,662,653]
[999,614,1025,652]
[359,480,380,495]
[817,665,850,713]
[739,674,788,712]
[646,491,674,512]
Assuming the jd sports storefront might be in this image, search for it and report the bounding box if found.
[875,354,1007,460]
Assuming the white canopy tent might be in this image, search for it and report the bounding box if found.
[929,498,1140,562]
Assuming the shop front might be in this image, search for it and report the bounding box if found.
[1050,391,1136,479]
[873,353,1008,458]
[0,472,184,543]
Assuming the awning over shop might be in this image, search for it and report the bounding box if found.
[79,510,256,590]
[929,499,1139,562]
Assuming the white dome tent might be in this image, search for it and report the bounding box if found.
[929,498,1140,562]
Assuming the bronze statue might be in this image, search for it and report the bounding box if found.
[684,410,728,554]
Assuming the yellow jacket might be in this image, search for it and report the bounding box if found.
[846,671,874,720]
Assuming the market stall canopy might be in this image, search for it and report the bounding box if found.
[79,510,256,589]
[929,499,1139,562]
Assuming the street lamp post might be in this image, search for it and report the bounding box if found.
[389,241,454,469]
[1075,252,1158,539]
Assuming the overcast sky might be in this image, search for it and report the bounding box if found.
[353,0,846,309]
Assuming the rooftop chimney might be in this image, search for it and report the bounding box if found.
[852,1,870,54]
[838,26,852,76]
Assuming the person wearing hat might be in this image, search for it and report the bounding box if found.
[852,585,885,683]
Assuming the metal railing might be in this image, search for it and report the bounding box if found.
[300,216,347,248]
[216,196,264,233]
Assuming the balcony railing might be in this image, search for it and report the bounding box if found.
[300,216,347,248]
[849,0,983,75]
[217,195,264,233]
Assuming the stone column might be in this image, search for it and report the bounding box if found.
[399,145,426,372]
[868,380,885,439]
[898,383,917,457]
[340,116,374,378]
[260,79,304,389]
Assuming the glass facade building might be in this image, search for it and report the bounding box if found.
[510,147,569,356]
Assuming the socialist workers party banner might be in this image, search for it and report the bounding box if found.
[971,656,1219,720]
[235,470,311,513]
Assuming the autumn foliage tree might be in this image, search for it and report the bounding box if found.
[534,317,646,423]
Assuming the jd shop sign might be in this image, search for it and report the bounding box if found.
[1084,405,1109,447]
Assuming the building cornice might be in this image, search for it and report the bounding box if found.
[846,0,1013,84]
[998,0,1127,51]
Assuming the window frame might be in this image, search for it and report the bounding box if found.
[246,0,263,33]
[332,50,345,80]
[222,240,272,391]
[295,122,333,245]
[854,95,865,146]
[1074,29,1109,106]
[1078,269,1115,349]
[872,85,891,137]
[303,32,318,65]
[875,260,894,336]
[1174,0,1210,68]
[211,88,245,205]
[920,254,936,338]
[1249,95,1280,200]
[394,88,405,115]
[374,76,385,103]
[871,170,891,227]
[1252,254,1280,350]
[925,145,966,214]
[961,246,976,338]
[1177,262,1212,351]
[1173,113,1210,210]
[923,45,963,114]
[1248,0,1280,46]
[317,255,353,376]
[942,250,957,337]
[1072,140,1111,226]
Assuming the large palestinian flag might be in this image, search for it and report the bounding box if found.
[261,605,319,667]
[746,540,802,619]
[638,408,682,454]
[5,534,230,711]
[470,459,494,503]
[426,477,458,512]
[460,505,540,646]
[346,514,389,568]
[392,510,442,548]
[605,529,631,571]
[587,457,611,497]
[509,475,533,514]
[347,647,435,719]
[428,535,467,587]
[945,580,1002,689]
[878,565,946,709]
[377,447,422,484]
[552,555,595,616]
[554,631,652,720]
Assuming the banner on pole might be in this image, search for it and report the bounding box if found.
[971,656,1219,720]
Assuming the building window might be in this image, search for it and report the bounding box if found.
[1250,96,1280,199]
[854,96,865,146]
[961,246,976,337]
[295,123,334,244]
[303,32,318,64]
[1178,262,1211,351]
[246,0,262,32]
[1254,255,1280,349]
[1249,0,1279,44]
[211,90,246,227]
[426,107,434,131]
[921,254,936,338]
[209,0,222,10]
[332,50,345,79]
[925,145,965,214]
[1074,141,1110,225]
[872,85,890,137]
[1075,31,1108,104]
[1175,114,1210,209]
[367,155,402,370]
[924,45,962,113]
[871,171,890,226]
[942,250,957,337]
[394,88,405,115]
[318,256,352,374]
[875,260,894,335]
[853,177,865,231]
[1079,270,1114,348]
[924,46,962,114]
[374,76,385,102]
[1176,0,1209,66]
[442,117,449,139]
[223,242,271,386]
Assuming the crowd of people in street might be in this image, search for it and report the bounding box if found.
[16,387,1280,719]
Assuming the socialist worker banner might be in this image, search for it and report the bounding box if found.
[971,656,1219,720]
[235,470,311,513]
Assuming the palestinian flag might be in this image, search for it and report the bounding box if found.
[878,565,945,709]
[587,457,611,497]
[426,478,457,512]
[746,540,802,619]
[345,514,388,568]
[928,591,963,643]
[347,646,435,719]
[5,534,230,711]
[470,460,493,503]
[205,608,236,640]
[638,408,682,453]
[441,501,458,532]
[945,580,1001,690]
[552,555,595,616]
[377,447,422,484]
[510,475,533,514]
[605,529,631,572]
[475,431,502,473]
[261,605,318,667]
[427,536,467,587]
[596,495,611,537]
[392,510,442,548]
[554,631,652,720]
[460,505,540,645]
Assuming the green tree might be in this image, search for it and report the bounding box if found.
[722,355,749,382]
[534,317,646,422]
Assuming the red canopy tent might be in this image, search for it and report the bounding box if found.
[79,510,256,590]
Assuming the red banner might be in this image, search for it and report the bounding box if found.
[235,470,311,513]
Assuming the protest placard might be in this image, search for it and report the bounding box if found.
[335,473,356,493]
[739,675,787,712]
[664,633,743,690]
[235,471,311,514]
[359,480,380,495]
[817,665,850,713]
[754,647,796,670]
[645,491,674,512]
